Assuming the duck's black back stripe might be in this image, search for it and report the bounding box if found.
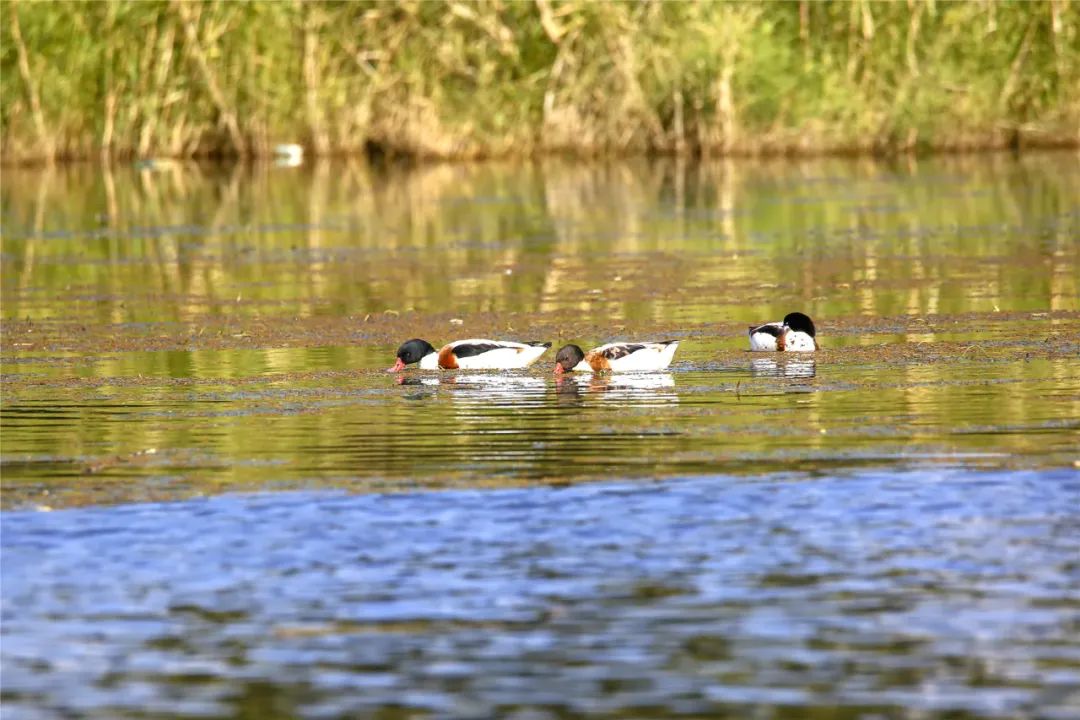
[751,325,784,338]
[452,343,503,359]
[599,344,646,360]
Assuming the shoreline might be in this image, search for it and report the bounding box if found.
[3,135,1078,169]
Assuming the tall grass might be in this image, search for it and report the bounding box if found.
[2,0,1077,163]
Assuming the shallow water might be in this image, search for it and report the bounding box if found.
[2,154,1078,506]
[1,154,1079,716]
[1,349,1079,509]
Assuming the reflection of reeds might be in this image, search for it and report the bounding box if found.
[1,154,1078,327]
[2,1,1077,163]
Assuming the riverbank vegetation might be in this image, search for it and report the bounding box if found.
[2,1,1077,163]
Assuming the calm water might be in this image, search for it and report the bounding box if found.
[2,154,1079,716]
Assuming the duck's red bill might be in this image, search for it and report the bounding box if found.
[387,358,406,373]
[553,364,564,375]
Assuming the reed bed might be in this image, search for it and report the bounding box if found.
[2,0,1077,163]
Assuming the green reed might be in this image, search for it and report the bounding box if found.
[2,0,1077,162]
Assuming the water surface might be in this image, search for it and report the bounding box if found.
[4,470,1079,718]
[2,154,1079,717]
[2,154,1078,505]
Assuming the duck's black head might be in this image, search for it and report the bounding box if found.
[389,338,437,371]
[554,344,585,374]
[783,312,816,337]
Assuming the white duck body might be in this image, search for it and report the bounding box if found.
[748,322,783,351]
[572,341,680,372]
[438,339,551,370]
[783,330,816,352]
[748,312,818,352]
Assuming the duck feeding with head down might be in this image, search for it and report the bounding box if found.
[553,341,680,374]
[388,338,551,371]
[748,312,817,352]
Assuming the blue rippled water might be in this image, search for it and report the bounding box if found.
[3,468,1079,719]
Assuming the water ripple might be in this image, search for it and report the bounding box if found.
[3,469,1079,718]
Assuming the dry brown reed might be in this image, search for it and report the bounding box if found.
[2,1,1077,163]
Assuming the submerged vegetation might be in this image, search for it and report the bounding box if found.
[2,0,1078,162]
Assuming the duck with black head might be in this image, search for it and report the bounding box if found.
[388,338,551,372]
[748,312,817,352]
[389,339,440,371]
[553,340,680,374]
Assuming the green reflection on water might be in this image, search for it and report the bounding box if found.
[2,154,1077,325]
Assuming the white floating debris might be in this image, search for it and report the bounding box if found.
[273,143,304,167]
[134,158,179,172]
[450,318,464,325]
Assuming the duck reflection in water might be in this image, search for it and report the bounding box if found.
[396,373,548,402]
[553,374,585,405]
[750,357,816,379]
[398,372,678,405]
[554,373,678,404]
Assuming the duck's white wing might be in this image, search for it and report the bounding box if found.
[446,339,528,351]
[445,339,551,369]
[748,322,782,351]
[592,341,679,372]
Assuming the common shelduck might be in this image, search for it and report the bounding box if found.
[389,338,551,371]
[748,312,817,352]
[553,341,679,373]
